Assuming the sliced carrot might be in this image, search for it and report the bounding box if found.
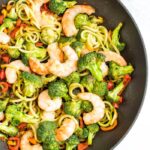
[16,19,22,27]
[0,82,9,93]
[0,69,6,80]
[28,137,37,145]
[10,27,20,38]
[0,15,4,24]
[101,119,118,131]
[78,142,88,150]
[1,53,10,63]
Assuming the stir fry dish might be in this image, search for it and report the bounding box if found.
[0,0,134,150]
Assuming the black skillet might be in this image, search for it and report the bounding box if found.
[0,0,147,149]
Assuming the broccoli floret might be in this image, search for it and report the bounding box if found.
[92,81,108,97]
[7,38,24,59]
[43,140,60,150]
[81,101,93,113]
[7,7,18,20]
[0,18,15,32]
[78,52,105,81]
[49,0,77,15]
[37,121,57,142]
[59,36,76,48]
[87,123,99,145]
[63,72,80,86]
[64,100,82,118]
[5,104,38,126]
[71,41,84,57]
[90,16,104,25]
[107,81,124,102]
[112,23,126,51]
[41,27,59,44]
[66,135,80,150]
[75,14,90,28]
[109,62,134,79]
[81,75,95,92]
[24,42,47,61]
[48,80,70,101]
[75,127,89,139]
[0,121,18,136]
[0,98,9,112]
[21,71,43,97]
[21,53,29,66]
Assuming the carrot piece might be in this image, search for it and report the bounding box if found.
[28,137,37,145]
[101,119,118,131]
[16,19,22,27]
[10,27,20,38]
[1,53,10,63]
[35,42,44,47]
[0,69,6,80]
[78,142,88,150]
[0,82,9,93]
[17,123,27,131]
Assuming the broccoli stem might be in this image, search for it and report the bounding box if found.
[88,132,94,145]
[89,65,103,81]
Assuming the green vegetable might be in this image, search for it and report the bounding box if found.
[41,27,59,44]
[87,123,99,145]
[0,121,18,136]
[7,38,24,59]
[5,104,38,126]
[37,121,57,142]
[0,98,9,112]
[71,41,84,57]
[81,100,93,113]
[43,140,60,150]
[78,52,105,81]
[49,0,77,15]
[92,81,108,97]
[0,18,15,32]
[90,16,103,25]
[109,61,134,79]
[107,81,124,102]
[75,127,89,139]
[24,42,47,61]
[59,36,76,48]
[64,100,82,118]
[81,75,95,92]
[21,71,43,97]
[66,135,80,150]
[112,23,126,51]
[7,7,18,20]
[75,14,90,28]
[48,80,70,101]
[63,72,80,86]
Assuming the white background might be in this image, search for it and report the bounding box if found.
[115,0,150,150]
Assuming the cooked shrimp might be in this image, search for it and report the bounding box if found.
[29,57,49,76]
[56,118,76,142]
[0,112,4,121]
[38,90,62,112]
[5,60,30,84]
[77,92,105,125]
[41,111,55,121]
[62,5,95,37]
[99,51,127,66]
[0,32,10,44]
[20,130,42,150]
[48,45,78,77]
[100,62,108,77]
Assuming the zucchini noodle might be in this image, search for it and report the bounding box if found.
[69,83,84,99]
[28,124,39,142]
[58,114,79,130]
[29,101,40,118]
[98,101,118,127]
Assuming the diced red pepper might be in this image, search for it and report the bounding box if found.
[0,69,6,80]
[0,82,9,93]
[107,81,114,90]
[8,137,20,150]
[0,15,4,25]
[1,53,10,63]
[113,103,119,109]
[35,42,44,47]
[16,19,22,27]
[78,142,88,150]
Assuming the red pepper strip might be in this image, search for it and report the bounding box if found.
[0,82,9,93]
[78,142,88,150]
[35,42,44,47]
[113,103,119,109]
[16,19,22,27]
[123,74,131,87]
[0,15,4,25]
[1,53,10,63]
[0,69,6,80]
[8,137,20,150]
[107,81,114,90]
[17,122,27,131]
[10,27,20,38]
[79,117,84,128]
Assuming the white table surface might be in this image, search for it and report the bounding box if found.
[115,0,150,150]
